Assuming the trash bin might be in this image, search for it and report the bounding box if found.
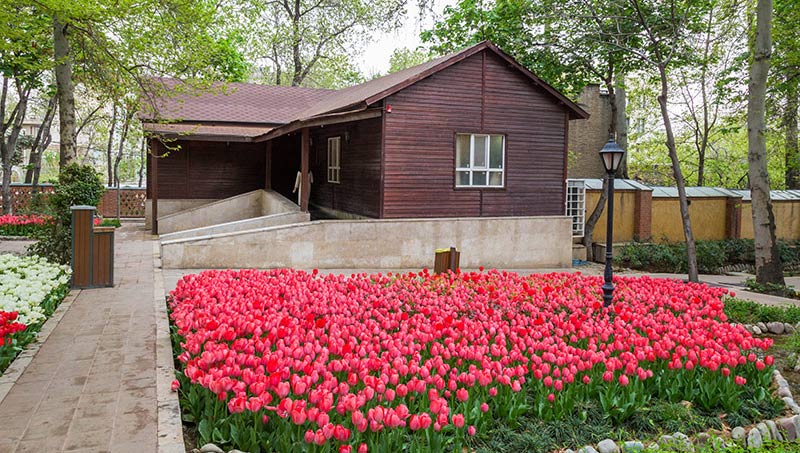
[71,206,114,288]
[434,246,460,274]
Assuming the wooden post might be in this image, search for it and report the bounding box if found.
[151,140,159,234]
[71,206,94,288]
[301,128,310,212]
[265,140,272,190]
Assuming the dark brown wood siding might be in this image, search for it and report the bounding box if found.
[150,139,266,199]
[382,49,568,218]
[269,133,301,202]
[309,117,382,218]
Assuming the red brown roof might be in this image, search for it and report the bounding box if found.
[141,41,588,140]
[140,78,333,124]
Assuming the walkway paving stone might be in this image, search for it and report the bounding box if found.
[0,224,158,453]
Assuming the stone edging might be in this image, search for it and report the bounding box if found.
[153,240,185,453]
[743,321,797,336]
[0,288,80,404]
[564,369,800,453]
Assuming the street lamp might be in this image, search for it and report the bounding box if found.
[599,135,625,307]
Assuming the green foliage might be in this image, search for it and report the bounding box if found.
[744,278,800,299]
[99,218,121,227]
[388,47,431,73]
[421,0,593,97]
[616,239,800,274]
[27,164,105,264]
[723,298,800,324]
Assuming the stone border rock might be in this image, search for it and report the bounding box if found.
[564,369,800,453]
[742,321,798,336]
[153,240,186,453]
[0,288,80,404]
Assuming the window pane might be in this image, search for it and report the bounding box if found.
[473,171,487,186]
[489,172,503,186]
[489,136,503,169]
[457,171,470,186]
[473,136,487,168]
[456,135,471,168]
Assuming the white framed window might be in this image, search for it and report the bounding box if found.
[566,179,586,237]
[455,133,505,188]
[327,137,341,183]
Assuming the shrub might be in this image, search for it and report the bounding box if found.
[27,164,105,264]
[724,298,800,324]
[616,239,800,274]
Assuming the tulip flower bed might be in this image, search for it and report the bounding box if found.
[0,214,52,237]
[0,254,70,374]
[170,269,781,453]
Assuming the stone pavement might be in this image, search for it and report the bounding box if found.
[0,224,159,453]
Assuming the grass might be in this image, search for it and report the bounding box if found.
[724,298,800,325]
[465,379,782,453]
[98,218,122,227]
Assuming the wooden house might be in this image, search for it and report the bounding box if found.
[141,41,588,233]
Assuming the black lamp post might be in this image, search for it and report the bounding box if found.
[599,136,625,307]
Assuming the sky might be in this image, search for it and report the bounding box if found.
[356,0,457,76]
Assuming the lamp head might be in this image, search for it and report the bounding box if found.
[599,136,625,173]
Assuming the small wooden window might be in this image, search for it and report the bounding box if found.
[455,133,504,188]
[327,137,341,183]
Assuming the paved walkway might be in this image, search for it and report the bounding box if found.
[0,224,159,453]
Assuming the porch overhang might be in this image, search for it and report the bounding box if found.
[142,122,275,142]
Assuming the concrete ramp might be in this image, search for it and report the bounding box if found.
[160,215,572,269]
[157,190,302,235]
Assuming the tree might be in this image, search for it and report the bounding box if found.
[596,0,710,282]
[26,0,235,170]
[771,0,800,188]
[748,0,784,285]
[234,0,414,87]
[422,0,592,96]
[53,16,76,166]
[0,3,51,212]
[24,91,57,187]
[674,0,747,186]
[388,47,431,72]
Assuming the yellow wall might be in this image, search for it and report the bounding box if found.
[585,190,636,242]
[741,201,800,240]
[650,198,728,242]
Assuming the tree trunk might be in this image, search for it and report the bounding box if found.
[583,177,609,261]
[748,0,784,285]
[138,137,145,188]
[25,94,57,185]
[583,74,620,261]
[1,78,31,215]
[106,104,118,186]
[615,73,629,178]
[113,111,132,187]
[785,78,799,189]
[54,17,77,167]
[658,65,699,282]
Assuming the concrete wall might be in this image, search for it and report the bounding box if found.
[585,191,637,242]
[157,190,301,235]
[651,198,729,242]
[145,199,216,229]
[161,216,572,269]
[159,211,310,241]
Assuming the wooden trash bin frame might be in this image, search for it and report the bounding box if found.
[71,205,115,288]
[434,246,460,274]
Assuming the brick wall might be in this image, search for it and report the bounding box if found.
[568,85,615,179]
